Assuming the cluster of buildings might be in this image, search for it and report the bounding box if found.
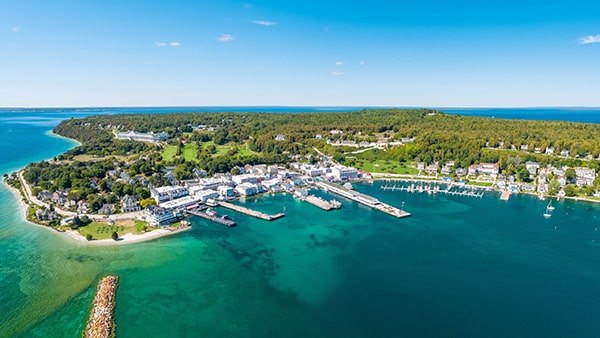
[142,163,365,226]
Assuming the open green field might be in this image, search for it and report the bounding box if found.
[182,143,197,161]
[162,145,178,161]
[356,160,419,175]
[78,219,149,240]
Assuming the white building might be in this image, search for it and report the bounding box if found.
[235,182,259,196]
[331,166,359,181]
[151,186,189,203]
[115,131,169,142]
[217,185,235,198]
[575,167,596,186]
[231,174,258,185]
[144,206,176,226]
[194,189,220,202]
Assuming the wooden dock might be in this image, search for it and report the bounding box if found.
[218,201,285,221]
[85,275,118,338]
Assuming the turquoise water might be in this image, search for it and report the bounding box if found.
[2,108,600,337]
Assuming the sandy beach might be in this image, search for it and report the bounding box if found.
[65,226,191,245]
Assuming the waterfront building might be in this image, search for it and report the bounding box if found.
[194,189,220,202]
[217,185,235,198]
[159,196,199,211]
[331,166,359,181]
[144,206,176,226]
[235,182,259,196]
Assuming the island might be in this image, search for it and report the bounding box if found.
[5,108,600,244]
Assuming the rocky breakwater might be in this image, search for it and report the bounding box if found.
[85,275,119,338]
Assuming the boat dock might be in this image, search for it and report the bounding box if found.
[85,275,118,338]
[316,181,410,218]
[302,195,342,211]
[381,184,484,198]
[500,190,511,201]
[187,207,237,227]
[218,201,285,221]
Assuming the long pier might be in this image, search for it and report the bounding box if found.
[316,181,410,218]
[381,184,484,198]
[218,201,285,221]
[85,275,118,338]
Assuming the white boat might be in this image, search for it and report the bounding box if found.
[538,193,546,201]
[343,182,354,190]
[543,205,552,218]
[547,201,555,211]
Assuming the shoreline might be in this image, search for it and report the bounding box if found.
[2,178,192,246]
[370,176,600,204]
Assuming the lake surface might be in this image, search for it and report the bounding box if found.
[2,107,600,337]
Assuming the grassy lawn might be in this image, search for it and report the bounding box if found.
[162,145,178,161]
[182,143,197,161]
[71,154,129,162]
[356,160,419,175]
[467,181,494,187]
[78,219,150,240]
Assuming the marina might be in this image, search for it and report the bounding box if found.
[316,181,410,218]
[218,201,285,221]
[381,182,485,198]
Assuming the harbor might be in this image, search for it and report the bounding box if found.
[316,181,410,218]
[380,182,485,198]
[218,201,285,221]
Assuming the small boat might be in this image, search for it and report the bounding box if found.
[543,205,552,218]
[538,193,546,201]
[547,201,555,211]
[343,182,354,190]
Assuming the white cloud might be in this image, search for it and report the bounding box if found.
[217,34,234,42]
[579,34,600,44]
[155,41,181,47]
[334,61,344,66]
[253,20,276,26]
[243,3,253,9]
[359,61,365,66]
[331,71,344,76]
[11,26,20,33]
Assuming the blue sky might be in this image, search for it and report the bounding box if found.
[1,0,599,107]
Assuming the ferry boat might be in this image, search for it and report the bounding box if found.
[329,199,342,209]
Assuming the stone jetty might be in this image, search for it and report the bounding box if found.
[85,275,118,338]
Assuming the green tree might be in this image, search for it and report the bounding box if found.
[563,184,577,197]
[111,231,119,241]
[140,198,157,208]
[565,168,576,181]
[85,234,93,241]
